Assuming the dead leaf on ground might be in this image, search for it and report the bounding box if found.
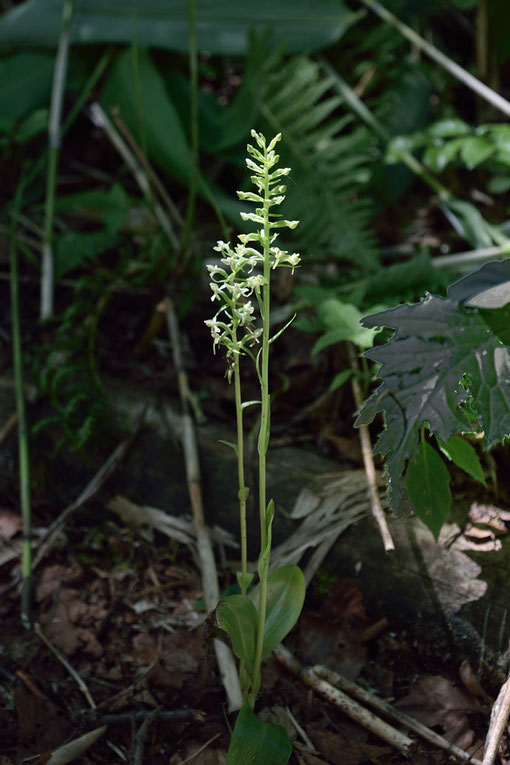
[395,675,483,752]
[307,721,389,765]
[14,685,71,758]
[131,629,203,692]
[39,586,106,656]
[298,580,371,680]
[0,508,20,539]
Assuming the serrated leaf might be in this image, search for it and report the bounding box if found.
[226,705,292,765]
[437,435,486,486]
[356,264,510,508]
[216,595,258,671]
[250,565,305,658]
[405,440,451,540]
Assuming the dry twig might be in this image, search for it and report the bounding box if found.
[482,672,510,765]
[348,343,395,552]
[35,622,96,709]
[274,644,414,757]
[314,665,483,765]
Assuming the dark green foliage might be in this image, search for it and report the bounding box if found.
[260,56,379,271]
[356,261,510,515]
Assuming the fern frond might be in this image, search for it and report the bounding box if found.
[260,56,379,272]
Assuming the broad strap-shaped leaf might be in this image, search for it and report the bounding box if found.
[250,565,305,658]
[405,439,451,541]
[356,262,510,508]
[226,705,292,765]
[216,595,258,672]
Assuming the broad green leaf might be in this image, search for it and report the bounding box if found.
[356,261,510,509]
[216,595,258,670]
[460,136,495,169]
[405,440,451,540]
[54,184,131,234]
[0,53,54,120]
[329,369,356,392]
[0,0,356,55]
[428,118,471,138]
[101,49,194,189]
[437,435,486,486]
[312,299,380,353]
[226,705,292,765]
[250,565,305,658]
[55,230,117,277]
[478,305,510,346]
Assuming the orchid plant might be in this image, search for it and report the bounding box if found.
[205,131,305,763]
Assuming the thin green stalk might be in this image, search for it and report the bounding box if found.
[180,0,199,258]
[23,50,111,193]
[360,0,510,119]
[233,356,248,596]
[251,148,273,708]
[10,182,32,629]
[41,0,75,321]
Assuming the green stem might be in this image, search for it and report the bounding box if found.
[10,182,32,629]
[180,0,199,259]
[251,143,273,707]
[233,354,248,596]
[41,0,75,321]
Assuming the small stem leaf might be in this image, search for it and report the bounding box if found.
[216,595,258,672]
[241,399,262,409]
[236,570,255,592]
[250,565,305,658]
[218,439,239,457]
[436,434,486,486]
[226,705,292,765]
[257,500,275,582]
[329,368,356,392]
[405,440,451,540]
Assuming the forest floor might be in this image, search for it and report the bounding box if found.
[0,278,508,765]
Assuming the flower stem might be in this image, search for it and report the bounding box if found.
[233,355,248,596]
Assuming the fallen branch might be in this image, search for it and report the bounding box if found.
[132,706,161,765]
[274,644,414,757]
[348,343,395,552]
[483,672,510,765]
[314,665,483,765]
[166,299,242,712]
[35,622,96,710]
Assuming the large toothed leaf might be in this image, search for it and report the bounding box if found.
[356,261,510,510]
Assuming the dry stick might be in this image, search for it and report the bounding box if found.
[165,300,243,712]
[33,417,143,570]
[314,665,483,765]
[482,673,510,765]
[347,344,395,552]
[360,0,510,119]
[34,623,96,709]
[132,706,161,765]
[274,644,414,757]
[110,110,183,231]
[89,103,179,251]
[433,245,510,270]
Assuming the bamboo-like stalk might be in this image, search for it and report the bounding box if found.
[41,0,75,321]
[347,343,394,553]
[360,0,510,119]
[24,50,111,194]
[9,183,32,628]
[166,300,242,711]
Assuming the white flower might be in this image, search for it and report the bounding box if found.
[234,301,255,325]
[206,264,226,279]
[245,274,266,291]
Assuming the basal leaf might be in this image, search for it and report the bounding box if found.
[216,595,258,671]
[226,705,292,765]
[250,565,305,658]
[405,439,451,540]
[356,262,510,508]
